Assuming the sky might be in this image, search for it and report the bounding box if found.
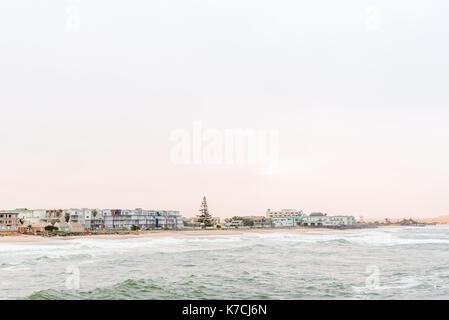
[0,1,448,218]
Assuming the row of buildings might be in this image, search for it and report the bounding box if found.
[0,208,184,233]
[0,207,355,233]
[224,209,355,228]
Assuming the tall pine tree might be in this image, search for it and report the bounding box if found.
[197,196,213,229]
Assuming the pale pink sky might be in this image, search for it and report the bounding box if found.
[0,1,448,218]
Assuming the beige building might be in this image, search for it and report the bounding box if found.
[0,211,19,232]
[266,209,304,227]
[266,209,303,218]
[189,216,220,226]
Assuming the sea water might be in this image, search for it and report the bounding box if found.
[1,225,448,299]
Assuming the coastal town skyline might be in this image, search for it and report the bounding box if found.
[0,204,447,221]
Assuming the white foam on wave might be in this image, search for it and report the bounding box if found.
[1,226,448,266]
[0,234,259,267]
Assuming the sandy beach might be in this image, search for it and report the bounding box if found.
[0,227,336,243]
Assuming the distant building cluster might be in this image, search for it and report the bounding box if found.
[223,209,355,228]
[0,205,356,234]
[0,208,184,233]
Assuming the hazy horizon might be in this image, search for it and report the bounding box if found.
[1,1,448,219]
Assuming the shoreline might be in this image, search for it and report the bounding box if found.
[0,224,425,243]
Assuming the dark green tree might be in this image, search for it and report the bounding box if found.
[45,225,59,232]
[197,196,213,229]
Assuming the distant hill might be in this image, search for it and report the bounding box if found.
[359,216,449,224]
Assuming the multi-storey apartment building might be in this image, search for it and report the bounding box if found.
[0,211,19,232]
[266,209,304,218]
[104,209,183,230]
[266,209,304,227]
[16,209,46,224]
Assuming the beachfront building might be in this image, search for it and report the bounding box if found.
[39,209,64,224]
[224,216,272,228]
[12,208,87,233]
[52,221,84,232]
[252,217,272,228]
[54,222,70,232]
[65,208,93,228]
[322,215,355,227]
[266,209,304,227]
[63,208,105,230]
[90,209,109,230]
[301,212,327,226]
[10,208,46,232]
[225,219,244,228]
[266,209,304,218]
[65,208,82,224]
[78,208,92,229]
[271,217,296,227]
[16,209,47,224]
[18,221,46,233]
[301,213,355,227]
[0,211,19,232]
[90,217,105,230]
[15,208,32,220]
[104,209,183,230]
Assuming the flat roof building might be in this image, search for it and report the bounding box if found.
[0,211,19,232]
[104,209,183,230]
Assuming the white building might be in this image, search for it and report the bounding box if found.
[225,220,244,228]
[104,209,183,230]
[64,208,94,229]
[266,209,303,218]
[65,208,82,224]
[302,213,355,227]
[79,208,92,229]
[301,212,326,226]
[32,209,47,220]
[266,209,304,227]
[271,217,295,227]
[322,216,355,227]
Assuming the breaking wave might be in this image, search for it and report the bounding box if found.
[2,225,449,300]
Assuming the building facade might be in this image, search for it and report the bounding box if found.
[0,211,19,232]
[225,220,244,228]
[225,216,272,228]
[322,216,355,227]
[267,209,304,227]
[301,213,355,227]
[271,217,296,227]
[104,209,183,230]
[252,217,272,228]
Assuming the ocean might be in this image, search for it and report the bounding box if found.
[1,225,449,300]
